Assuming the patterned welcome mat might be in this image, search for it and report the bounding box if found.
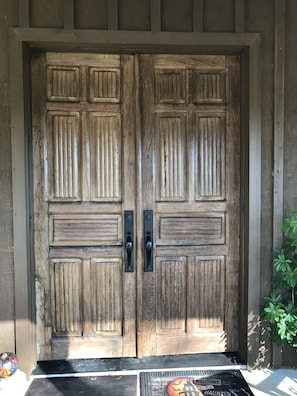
[25,374,137,396]
[140,369,254,396]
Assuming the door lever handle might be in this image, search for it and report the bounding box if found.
[124,211,134,272]
[146,238,153,252]
[144,210,153,272]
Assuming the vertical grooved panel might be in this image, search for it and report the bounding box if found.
[194,70,226,104]
[155,70,187,103]
[51,259,82,336]
[157,115,186,200]
[48,112,80,200]
[90,113,121,201]
[156,257,186,334]
[195,114,225,200]
[188,257,225,332]
[90,259,122,336]
[47,66,80,101]
[89,68,120,102]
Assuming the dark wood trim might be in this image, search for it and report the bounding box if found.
[151,0,161,32]
[9,29,36,378]
[9,27,262,373]
[272,0,286,368]
[108,0,118,30]
[18,0,30,28]
[64,0,75,29]
[193,0,204,32]
[235,0,245,33]
[245,33,262,369]
[9,28,260,52]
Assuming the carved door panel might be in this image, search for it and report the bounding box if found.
[32,53,240,360]
[138,55,240,355]
[32,53,137,359]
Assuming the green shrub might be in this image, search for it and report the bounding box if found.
[261,210,297,346]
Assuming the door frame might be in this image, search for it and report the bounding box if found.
[9,28,261,376]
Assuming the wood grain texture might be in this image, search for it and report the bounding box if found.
[47,111,80,200]
[33,53,136,360]
[90,258,122,336]
[156,257,186,334]
[51,259,82,336]
[140,54,240,355]
[49,214,122,245]
[7,0,277,372]
[195,114,225,200]
[156,115,186,200]
[90,113,121,200]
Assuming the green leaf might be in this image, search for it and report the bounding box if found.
[274,254,292,272]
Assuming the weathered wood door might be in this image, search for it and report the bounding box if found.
[32,53,240,360]
[138,55,240,355]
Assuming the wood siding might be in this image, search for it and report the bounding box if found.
[1,0,296,374]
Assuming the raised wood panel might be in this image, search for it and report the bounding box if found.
[156,256,186,335]
[154,55,226,70]
[89,67,120,103]
[193,70,226,104]
[90,258,123,336]
[188,256,225,332]
[156,114,186,201]
[49,214,122,246]
[47,111,80,201]
[51,259,82,336]
[47,66,80,102]
[157,213,225,245]
[90,113,121,201]
[194,113,225,200]
[154,70,187,103]
[47,53,120,68]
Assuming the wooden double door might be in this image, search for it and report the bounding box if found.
[32,52,240,360]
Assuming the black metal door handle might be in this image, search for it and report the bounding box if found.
[144,210,153,272]
[124,211,134,272]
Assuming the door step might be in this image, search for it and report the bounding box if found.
[32,353,246,377]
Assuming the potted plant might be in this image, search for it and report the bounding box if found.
[261,210,297,346]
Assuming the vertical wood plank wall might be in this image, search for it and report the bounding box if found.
[273,0,286,367]
[0,0,291,370]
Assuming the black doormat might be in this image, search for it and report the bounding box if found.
[140,369,254,396]
[25,374,137,396]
